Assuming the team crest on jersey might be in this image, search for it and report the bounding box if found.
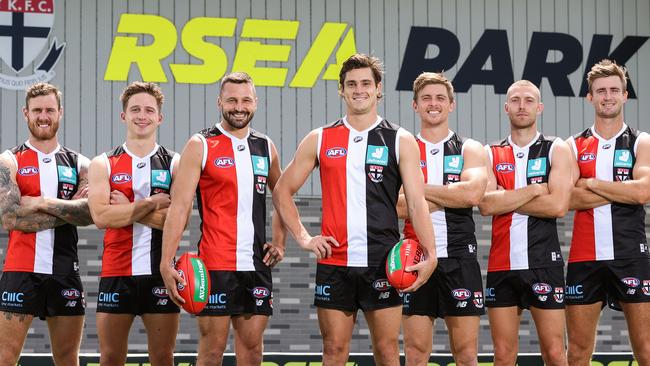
[251,155,269,176]
[18,166,39,176]
[527,158,547,177]
[151,170,171,190]
[111,173,131,184]
[59,182,75,199]
[444,155,463,174]
[0,0,65,90]
[473,291,484,308]
[366,145,389,166]
[614,150,633,168]
[368,165,384,183]
[325,147,347,158]
[495,163,514,173]
[214,157,235,168]
[57,165,76,184]
[256,176,267,194]
[615,167,631,181]
[554,287,564,303]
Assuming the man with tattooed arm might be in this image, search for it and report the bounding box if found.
[0,83,92,366]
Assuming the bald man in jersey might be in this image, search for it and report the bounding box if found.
[565,59,650,366]
[0,82,92,366]
[273,53,437,366]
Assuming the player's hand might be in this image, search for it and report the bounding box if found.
[402,255,438,293]
[18,196,43,215]
[72,184,89,199]
[148,193,171,210]
[532,182,549,196]
[109,190,129,205]
[263,242,285,268]
[300,235,339,259]
[160,261,186,306]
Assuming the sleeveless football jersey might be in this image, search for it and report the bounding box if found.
[100,144,178,277]
[569,124,648,262]
[487,133,564,272]
[403,131,478,258]
[318,117,404,267]
[195,124,272,271]
[4,141,83,275]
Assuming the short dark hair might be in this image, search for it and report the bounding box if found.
[338,54,384,89]
[120,81,164,111]
[219,72,256,95]
[587,59,628,93]
[25,82,62,109]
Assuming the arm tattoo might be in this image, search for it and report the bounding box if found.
[42,199,93,226]
[0,164,21,229]
[12,213,66,232]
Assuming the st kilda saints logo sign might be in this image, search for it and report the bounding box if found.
[0,0,65,90]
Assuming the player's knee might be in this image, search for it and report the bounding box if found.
[323,339,350,361]
[372,339,399,365]
[236,338,263,364]
[540,345,567,366]
[493,342,517,364]
[404,341,430,366]
[0,346,22,366]
[197,349,225,366]
[452,347,478,366]
[631,342,650,365]
[99,352,127,366]
[51,352,79,366]
[148,348,174,366]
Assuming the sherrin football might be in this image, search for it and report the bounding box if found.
[175,252,210,314]
[385,239,424,290]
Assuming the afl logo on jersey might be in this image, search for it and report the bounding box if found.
[326,147,347,158]
[579,153,596,162]
[214,157,235,168]
[18,166,39,176]
[252,287,270,298]
[495,163,514,173]
[111,173,132,184]
[451,288,471,300]
[61,289,81,299]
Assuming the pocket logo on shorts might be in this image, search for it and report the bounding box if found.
[61,288,80,299]
[372,279,391,291]
[532,283,552,294]
[473,291,484,308]
[152,286,169,298]
[621,277,640,288]
[451,288,471,300]
[642,280,650,296]
[553,287,564,303]
[252,287,270,298]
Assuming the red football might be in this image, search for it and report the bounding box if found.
[175,252,210,314]
[385,239,424,290]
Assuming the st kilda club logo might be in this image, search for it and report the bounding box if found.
[0,0,65,90]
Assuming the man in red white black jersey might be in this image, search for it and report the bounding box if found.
[565,60,650,366]
[0,83,93,366]
[273,54,437,366]
[397,72,487,366]
[478,80,573,366]
[160,72,285,366]
[88,82,180,366]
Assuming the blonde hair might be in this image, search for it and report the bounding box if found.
[587,59,627,93]
[412,72,455,102]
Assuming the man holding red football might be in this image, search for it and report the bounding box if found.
[160,72,286,366]
[272,54,437,366]
[88,82,180,366]
[478,80,572,366]
[396,72,487,366]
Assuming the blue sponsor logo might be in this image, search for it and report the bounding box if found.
[565,284,583,296]
[366,145,389,166]
[1,291,24,303]
[57,166,77,184]
[208,293,227,304]
[444,155,463,174]
[251,155,269,176]
[98,292,119,303]
[315,284,331,297]
[614,150,633,168]
[151,169,171,189]
[527,158,547,177]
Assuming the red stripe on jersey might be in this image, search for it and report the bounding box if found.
[198,135,239,270]
[403,138,427,241]
[319,126,350,266]
[5,149,40,272]
[488,146,515,272]
[102,154,135,276]
[569,135,598,262]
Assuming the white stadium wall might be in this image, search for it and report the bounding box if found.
[1,0,649,196]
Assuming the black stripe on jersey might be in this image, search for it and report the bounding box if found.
[442,134,477,258]
[365,120,401,265]
[248,129,271,271]
[149,146,176,275]
[611,127,648,259]
[525,134,562,268]
[53,146,80,275]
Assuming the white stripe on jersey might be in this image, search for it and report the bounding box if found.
[594,132,616,260]
[233,136,256,271]
[345,126,370,267]
[32,144,60,274]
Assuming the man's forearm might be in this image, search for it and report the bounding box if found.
[41,198,93,226]
[11,213,66,232]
